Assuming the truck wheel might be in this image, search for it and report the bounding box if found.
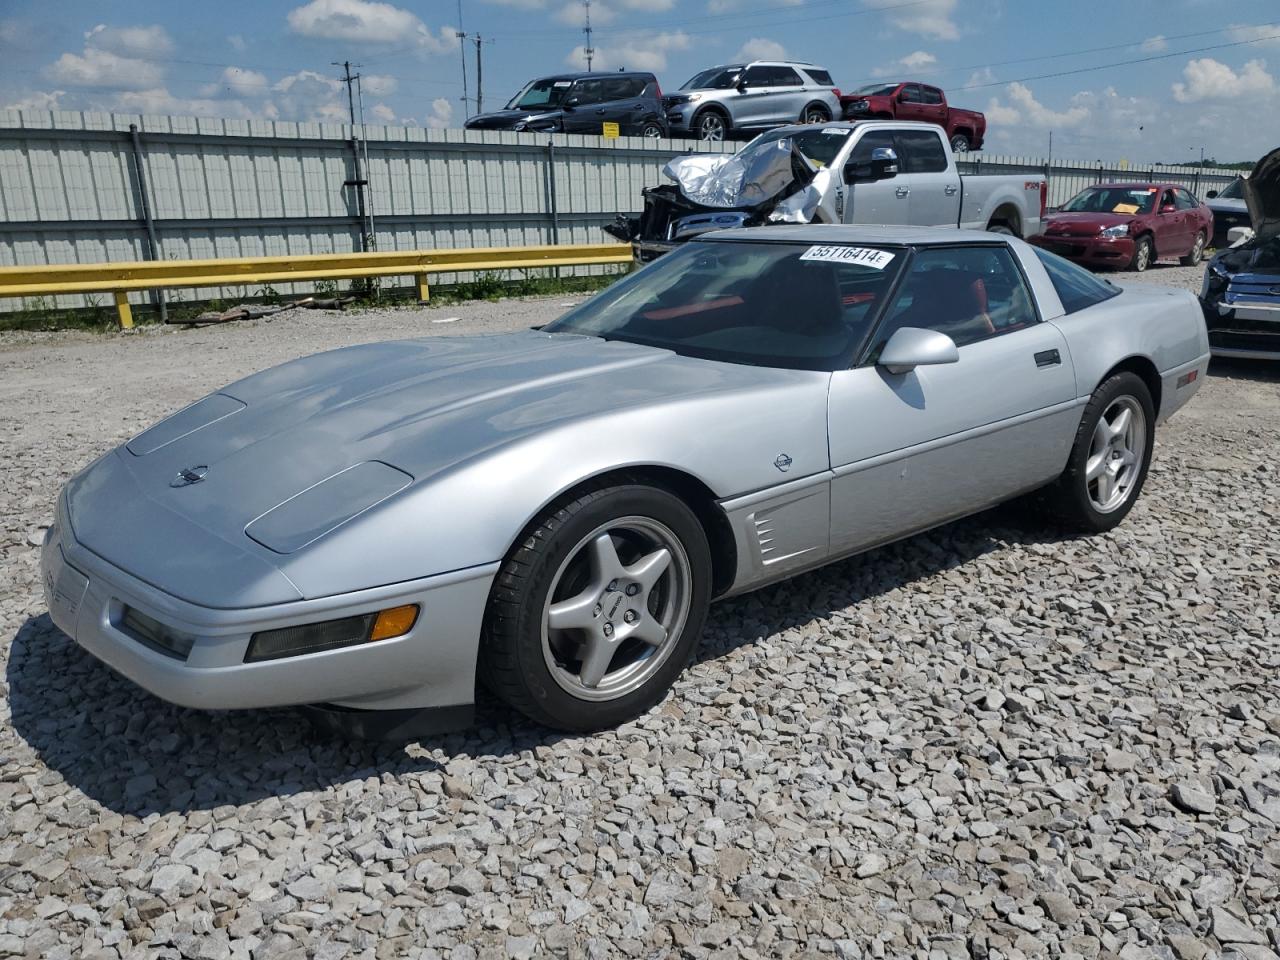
[986,223,1016,237]
[950,133,970,153]
[694,109,728,142]
[1129,235,1153,272]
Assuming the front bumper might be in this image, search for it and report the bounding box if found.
[40,511,498,714]
[1201,298,1280,359]
[663,102,697,133]
[1029,233,1135,267]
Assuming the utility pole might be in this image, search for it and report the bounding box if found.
[456,0,469,118]
[334,60,370,254]
[583,0,594,71]
[456,33,493,113]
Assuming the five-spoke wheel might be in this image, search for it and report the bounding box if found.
[1085,396,1146,513]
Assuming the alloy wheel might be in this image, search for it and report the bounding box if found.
[541,517,692,701]
[1085,396,1147,513]
[642,123,663,139]
[802,106,829,124]
[698,114,725,142]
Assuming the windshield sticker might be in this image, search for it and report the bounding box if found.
[800,245,896,269]
[553,81,572,87]
[821,128,850,136]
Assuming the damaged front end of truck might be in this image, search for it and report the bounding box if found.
[605,133,833,264]
[1200,147,1280,359]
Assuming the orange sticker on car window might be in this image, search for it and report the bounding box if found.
[1112,203,1140,214]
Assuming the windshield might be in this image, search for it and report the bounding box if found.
[507,77,574,110]
[854,83,900,96]
[1216,178,1245,200]
[682,66,742,90]
[1061,186,1160,215]
[544,240,905,371]
[748,126,853,168]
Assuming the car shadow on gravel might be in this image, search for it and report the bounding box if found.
[8,507,1072,817]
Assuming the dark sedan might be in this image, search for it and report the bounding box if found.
[463,72,668,138]
[1030,183,1213,272]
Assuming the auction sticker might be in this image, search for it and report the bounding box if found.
[800,245,895,269]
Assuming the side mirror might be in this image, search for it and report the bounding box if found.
[563,96,581,109]
[736,80,749,93]
[1207,190,1219,199]
[843,146,899,184]
[1160,204,1176,214]
[877,327,959,375]
[898,90,909,102]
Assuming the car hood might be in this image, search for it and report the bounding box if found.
[1245,146,1280,242]
[1042,211,1138,236]
[464,109,559,127]
[65,332,800,605]
[1208,197,1248,215]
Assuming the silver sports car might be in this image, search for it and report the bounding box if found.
[42,226,1210,735]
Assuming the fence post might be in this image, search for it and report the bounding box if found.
[546,138,561,246]
[126,123,166,323]
[416,275,430,303]
[113,291,134,329]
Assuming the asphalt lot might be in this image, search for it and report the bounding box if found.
[1,261,1278,959]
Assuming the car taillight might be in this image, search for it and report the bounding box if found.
[655,81,663,99]
[832,88,841,98]
[1040,181,1048,220]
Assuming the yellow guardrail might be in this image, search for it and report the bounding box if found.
[0,243,633,328]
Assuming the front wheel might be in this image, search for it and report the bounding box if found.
[801,104,831,124]
[1180,231,1206,266]
[1035,371,1155,533]
[694,110,728,142]
[479,483,711,731]
[950,133,970,153]
[1129,235,1153,272]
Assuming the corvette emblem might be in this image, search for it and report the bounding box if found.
[774,453,793,472]
[170,465,209,487]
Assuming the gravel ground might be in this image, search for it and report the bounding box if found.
[2,263,1278,960]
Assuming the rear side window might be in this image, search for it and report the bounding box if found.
[922,86,944,105]
[1033,248,1121,315]
[895,129,948,173]
[803,68,834,86]
[603,77,644,100]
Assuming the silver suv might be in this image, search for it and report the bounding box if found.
[664,61,841,142]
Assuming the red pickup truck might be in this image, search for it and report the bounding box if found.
[840,82,986,153]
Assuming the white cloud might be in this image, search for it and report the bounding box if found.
[270,69,349,122]
[46,47,165,90]
[287,0,455,52]
[1225,23,1280,47]
[984,81,1088,128]
[963,66,996,88]
[1141,35,1167,53]
[200,66,270,99]
[3,90,66,112]
[425,97,453,128]
[732,38,788,62]
[710,0,801,11]
[372,103,396,122]
[872,50,937,77]
[564,30,689,71]
[228,34,247,52]
[361,74,397,96]
[111,88,257,119]
[869,0,958,41]
[556,1,617,25]
[481,0,546,6]
[1172,57,1274,102]
[84,24,174,58]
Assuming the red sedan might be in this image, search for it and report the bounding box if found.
[1029,183,1214,272]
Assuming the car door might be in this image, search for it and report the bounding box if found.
[842,130,911,226]
[562,79,605,133]
[920,86,949,128]
[1175,188,1205,250]
[764,65,806,122]
[1151,188,1185,254]
[596,76,641,134]
[895,128,961,227]
[733,65,775,127]
[826,244,1078,555]
[896,84,927,122]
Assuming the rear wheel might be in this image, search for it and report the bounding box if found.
[641,121,664,139]
[986,223,1016,237]
[1180,230,1206,266]
[694,109,728,142]
[1035,371,1155,533]
[1129,235,1154,272]
[479,483,711,731]
[950,133,971,153]
[801,103,831,124]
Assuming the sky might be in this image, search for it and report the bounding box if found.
[1,0,1277,164]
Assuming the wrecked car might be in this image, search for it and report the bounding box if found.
[1200,147,1280,359]
[606,121,1046,264]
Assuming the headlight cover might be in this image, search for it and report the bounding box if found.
[1100,224,1130,238]
[244,604,419,663]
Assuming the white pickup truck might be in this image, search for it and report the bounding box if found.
[610,120,1048,263]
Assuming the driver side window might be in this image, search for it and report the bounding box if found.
[866,246,1039,361]
[741,66,771,88]
[571,80,605,105]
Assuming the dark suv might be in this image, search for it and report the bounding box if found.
[463,72,668,137]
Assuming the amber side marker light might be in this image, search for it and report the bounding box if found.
[245,604,420,663]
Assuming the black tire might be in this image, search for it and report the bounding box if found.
[1036,371,1155,533]
[479,483,712,731]
[950,133,970,153]
[986,223,1016,237]
[1129,235,1154,272]
[1180,230,1206,266]
[801,103,831,124]
[640,121,664,139]
[693,108,729,142]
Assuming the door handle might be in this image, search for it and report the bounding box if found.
[944,185,958,196]
[895,187,910,198]
[1034,348,1062,368]
[595,109,606,115]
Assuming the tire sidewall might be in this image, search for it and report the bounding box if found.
[1062,372,1156,532]
[491,485,711,730]
[694,108,727,141]
[1131,236,1153,271]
